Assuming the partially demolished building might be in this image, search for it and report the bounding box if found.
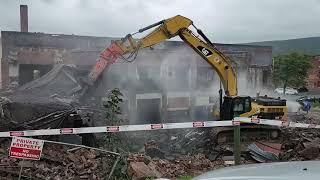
[1,31,273,124]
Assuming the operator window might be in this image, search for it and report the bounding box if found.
[233,100,244,112]
[244,99,251,111]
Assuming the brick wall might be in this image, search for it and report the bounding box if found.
[308,55,320,90]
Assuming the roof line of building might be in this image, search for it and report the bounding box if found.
[1,31,272,49]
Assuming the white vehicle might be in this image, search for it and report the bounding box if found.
[274,87,298,95]
[194,161,320,180]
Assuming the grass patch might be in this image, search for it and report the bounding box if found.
[312,101,320,107]
[145,175,194,180]
[178,175,194,180]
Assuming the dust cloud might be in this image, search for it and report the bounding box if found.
[96,42,302,124]
[286,100,301,112]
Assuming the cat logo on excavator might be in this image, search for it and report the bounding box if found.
[197,46,213,57]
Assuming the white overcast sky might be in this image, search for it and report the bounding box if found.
[0,0,320,43]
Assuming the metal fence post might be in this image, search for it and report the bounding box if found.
[233,120,241,165]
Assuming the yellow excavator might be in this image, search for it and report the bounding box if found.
[81,15,288,141]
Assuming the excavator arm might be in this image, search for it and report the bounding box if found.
[86,15,237,96]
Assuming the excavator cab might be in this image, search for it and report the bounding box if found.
[221,96,251,120]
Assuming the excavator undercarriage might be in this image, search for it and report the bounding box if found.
[214,125,281,144]
[216,95,287,144]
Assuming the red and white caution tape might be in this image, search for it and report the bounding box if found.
[0,121,235,137]
[235,117,320,129]
[0,117,318,138]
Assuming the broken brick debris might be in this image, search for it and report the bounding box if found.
[2,125,320,179]
[128,161,161,180]
[0,143,117,179]
[145,140,165,159]
[280,128,320,161]
[127,153,225,179]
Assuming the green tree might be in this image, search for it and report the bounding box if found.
[102,88,125,151]
[103,88,123,125]
[101,88,129,179]
[273,53,313,94]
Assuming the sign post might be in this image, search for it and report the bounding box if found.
[9,137,44,160]
[233,118,241,165]
[18,159,24,180]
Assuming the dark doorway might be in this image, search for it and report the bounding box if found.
[19,64,53,85]
[136,98,161,124]
[262,70,269,86]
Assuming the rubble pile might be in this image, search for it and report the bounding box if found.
[306,109,320,124]
[127,153,225,179]
[0,65,93,132]
[0,143,118,179]
[2,127,320,179]
[0,98,75,131]
[123,129,217,156]
[16,64,87,97]
[280,128,320,161]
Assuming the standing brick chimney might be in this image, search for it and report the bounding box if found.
[20,5,28,32]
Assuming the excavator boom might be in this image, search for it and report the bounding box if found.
[86,15,237,97]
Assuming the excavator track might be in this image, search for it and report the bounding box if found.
[213,125,281,144]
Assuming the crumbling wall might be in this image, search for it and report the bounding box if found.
[0,65,89,131]
[247,65,273,92]
[0,31,116,87]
